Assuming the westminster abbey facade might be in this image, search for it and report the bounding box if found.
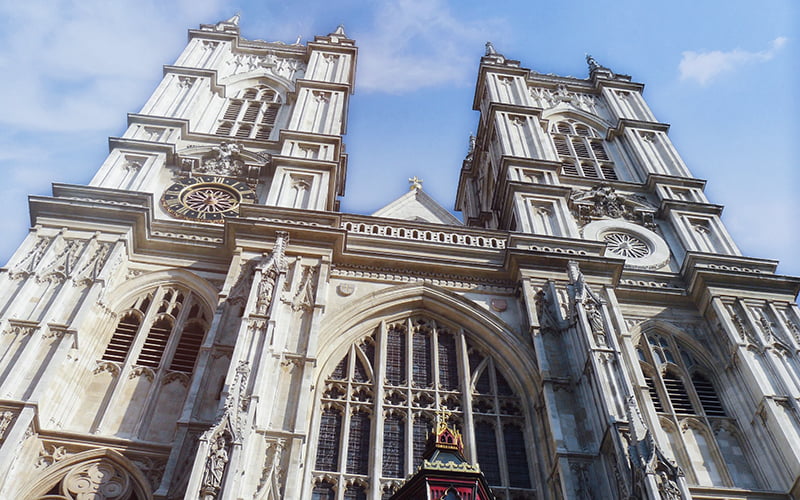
[0,15,798,500]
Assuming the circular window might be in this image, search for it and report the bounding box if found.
[583,220,670,270]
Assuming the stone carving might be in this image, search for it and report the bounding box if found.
[291,264,319,312]
[228,259,257,306]
[529,84,604,115]
[227,52,305,81]
[570,461,595,500]
[570,185,656,228]
[63,459,132,499]
[38,239,84,283]
[9,236,52,279]
[3,319,39,336]
[201,434,230,498]
[131,456,166,491]
[567,261,609,346]
[255,233,289,316]
[73,241,112,286]
[179,142,269,185]
[0,411,14,442]
[200,14,240,34]
[625,396,685,500]
[36,444,72,469]
[129,365,155,382]
[201,142,245,177]
[94,361,121,377]
[255,438,286,500]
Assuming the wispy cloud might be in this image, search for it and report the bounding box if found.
[0,0,227,133]
[679,37,787,85]
[356,0,502,93]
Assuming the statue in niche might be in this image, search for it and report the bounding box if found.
[656,470,682,500]
[254,233,288,316]
[202,434,230,496]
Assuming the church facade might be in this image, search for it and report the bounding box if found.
[0,15,798,500]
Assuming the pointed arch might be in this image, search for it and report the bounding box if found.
[107,269,218,315]
[21,448,153,500]
[310,283,539,497]
[542,108,613,133]
[316,283,540,393]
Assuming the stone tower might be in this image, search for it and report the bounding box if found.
[0,17,798,500]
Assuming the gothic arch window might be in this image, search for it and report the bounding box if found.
[85,284,210,440]
[313,315,534,499]
[102,286,210,374]
[215,84,282,141]
[637,330,760,489]
[550,119,618,181]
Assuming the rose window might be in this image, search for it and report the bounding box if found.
[182,186,238,214]
[603,232,650,258]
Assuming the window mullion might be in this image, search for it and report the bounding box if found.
[456,328,477,463]
[492,360,511,488]
[370,321,387,500]
[161,292,195,373]
[404,317,414,477]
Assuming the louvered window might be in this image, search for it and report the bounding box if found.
[693,373,726,417]
[102,286,208,374]
[637,331,755,489]
[551,119,619,180]
[644,375,664,412]
[216,84,282,141]
[102,312,141,363]
[314,315,534,498]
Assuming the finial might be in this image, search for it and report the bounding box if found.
[468,134,476,154]
[294,35,303,45]
[332,24,347,36]
[408,176,423,191]
[485,41,497,56]
[586,53,600,72]
[435,409,452,433]
[225,13,240,26]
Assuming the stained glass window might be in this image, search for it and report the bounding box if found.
[313,315,534,498]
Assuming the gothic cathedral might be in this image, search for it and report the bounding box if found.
[0,15,798,500]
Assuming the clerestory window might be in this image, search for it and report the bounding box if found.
[313,315,534,500]
[551,120,618,180]
[215,85,282,141]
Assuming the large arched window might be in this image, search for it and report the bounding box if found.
[312,315,534,499]
[550,119,618,181]
[215,84,282,141]
[77,285,211,440]
[102,286,209,375]
[637,331,760,489]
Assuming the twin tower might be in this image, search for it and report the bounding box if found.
[0,15,798,500]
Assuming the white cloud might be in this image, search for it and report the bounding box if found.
[356,0,502,93]
[679,37,788,85]
[0,0,228,133]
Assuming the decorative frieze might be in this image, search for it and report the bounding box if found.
[330,265,515,293]
[341,220,506,250]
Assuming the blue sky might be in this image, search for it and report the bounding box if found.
[0,0,797,276]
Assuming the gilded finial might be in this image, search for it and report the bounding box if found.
[408,176,423,191]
